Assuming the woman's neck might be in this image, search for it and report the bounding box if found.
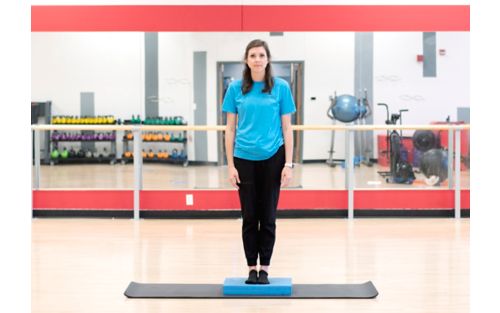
[251,71,265,82]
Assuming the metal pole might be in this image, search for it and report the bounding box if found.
[133,127,142,220]
[347,129,355,219]
[447,129,454,188]
[454,129,461,218]
[345,129,349,190]
[34,129,41,189]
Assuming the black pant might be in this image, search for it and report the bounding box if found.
[234,145,285,266]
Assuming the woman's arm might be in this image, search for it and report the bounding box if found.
[280,114,294,187]
[225,113,240,189]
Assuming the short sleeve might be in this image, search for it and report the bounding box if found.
[280,81,296,115]
[222,83,237,114]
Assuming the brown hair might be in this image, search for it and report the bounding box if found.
[242,39,274,95]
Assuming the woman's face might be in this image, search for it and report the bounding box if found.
[245,46,269,74]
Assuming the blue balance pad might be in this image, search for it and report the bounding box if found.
[223,277,292,296]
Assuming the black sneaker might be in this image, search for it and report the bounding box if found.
[245,270,258,284]
[257,270,270,284]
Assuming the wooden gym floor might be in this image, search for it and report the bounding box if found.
[32,218,469,313]
[33,163,470,189]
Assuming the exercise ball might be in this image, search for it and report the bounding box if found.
[331,95,366,123]
[420,148,448,185]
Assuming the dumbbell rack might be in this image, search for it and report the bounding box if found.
[49,130,118,165]
[121,130,189,167]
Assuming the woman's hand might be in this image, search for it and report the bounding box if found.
[280,166,293,188]
[228,166,241,190]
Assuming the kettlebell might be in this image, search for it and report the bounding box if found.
[60,148,69,159]
[171,148,179,160]
[51,149,60,159]
[77,149,85,158]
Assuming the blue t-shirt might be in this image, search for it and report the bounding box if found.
[222,77,296,161]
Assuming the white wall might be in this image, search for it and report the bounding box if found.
[32,31,469,162]
[31,32,144,118]
[373,32,470,157]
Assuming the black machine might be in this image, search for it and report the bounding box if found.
[412,128,448,186]
[377,103,416,184]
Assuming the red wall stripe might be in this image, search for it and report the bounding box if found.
[354,189,470,209]
[31,5,242,32]
[140,190,240,211]
[33,189,469,211]
[243,5,469,31]
[31,5,469,32]
[140,190,347,211]
[33,190,133,210]
[461,189,470,209]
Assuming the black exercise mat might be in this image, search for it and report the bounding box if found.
[124,281,378,299]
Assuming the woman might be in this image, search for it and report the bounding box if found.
[222,39,296,284]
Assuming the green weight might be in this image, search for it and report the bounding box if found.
[60,148,69,159]
[51,149,60,159]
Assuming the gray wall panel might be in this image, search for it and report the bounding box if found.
[193,51,208,161]
[145,32,159,118]
[80,92,95,151]
[354,32,374,160]
[423,32,437,77]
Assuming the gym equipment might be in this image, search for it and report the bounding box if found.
[77,149,85,158]
[224,278,292,296]
[69,148,77,158]
[51,132,60,141]
[328,94,366,123]
[50,149,59,159]
[171,148,179,160]
[179,149,187,160]
[419,148,448,186]
[124,281,378,299]
[412,130,437,152]
[126,132,133,140]
[148,150,155,159]
[60,148,69,159]
[377,103,415,184]
[411,129,448,185]
[101,147,110,158]
[326,90,371,167]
